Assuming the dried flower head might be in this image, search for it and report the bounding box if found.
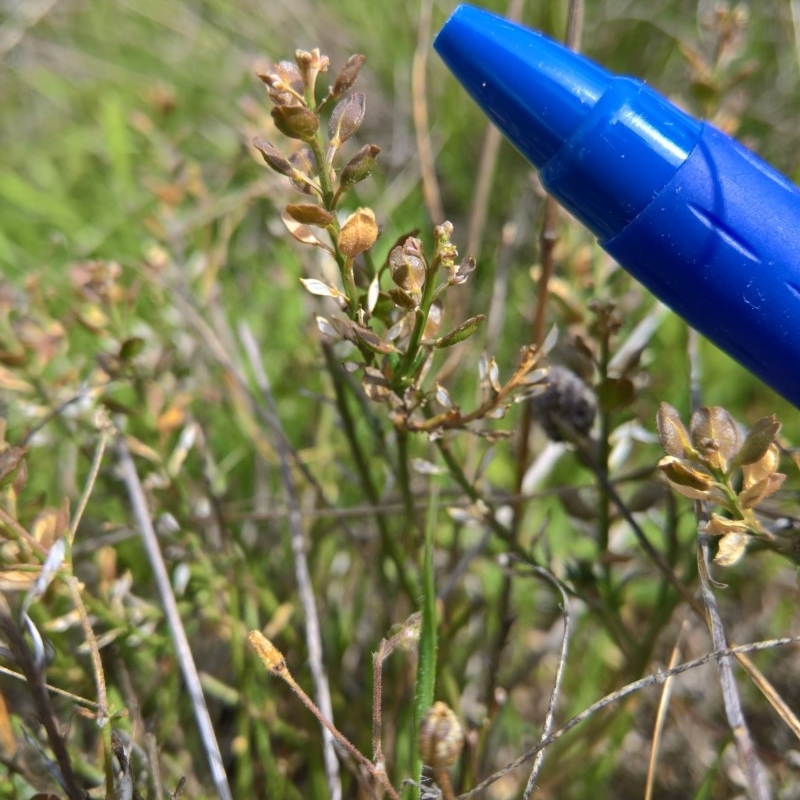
[656,403,786,566]
[248,630,287,675]
[339,143,381,191]
[271,105,320,142]
[419,702,464,770]
[329,93,366,148]
[258,60,304,106]
[531,365,597,442]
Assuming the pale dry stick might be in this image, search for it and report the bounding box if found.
[502,559,572,800]
[0,505,47,557]
[697,540,771,800]
[116,435,233,800]
[456,635,800,798]
[65,576,114,799]
[411,0,443,224]
[0,664,101,709]
[249,631,403,800]
[644,620,686,800]
[0,0,62,56]
[238,321,342,800]
[67,408,113,548]
[792,0,800,72]
[688,320,769,800]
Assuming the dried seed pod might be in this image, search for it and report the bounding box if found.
[271,105,320,142]
[689,406,740,472]
[338,207,378,258]
[419,702,464,770]
[284,204,334,227]
[656,402,694,459]
[329,93,366,147]
[330,54,366,99]
[285,148,318,195]
[389,237,426,302]
[252,138,294,177]
[339,143,380,190]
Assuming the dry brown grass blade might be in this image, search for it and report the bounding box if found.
[645,620,686,800]
[734,651,800,741]
[411,0,443,224]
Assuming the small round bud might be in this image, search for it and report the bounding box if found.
[419,702,464,770]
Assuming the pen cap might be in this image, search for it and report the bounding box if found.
[434,4,701,239]
[604,123,800,407]
[435,4,800,406]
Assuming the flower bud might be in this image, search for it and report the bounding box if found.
[419,702,464,770]
[294,48,329,95]
[448,256,476,286]
[338,208,379,258]
[339,144,380,191]
[271,105,320,142]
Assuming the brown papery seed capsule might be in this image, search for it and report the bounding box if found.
[271,105,320,142]
[419,702,464,770]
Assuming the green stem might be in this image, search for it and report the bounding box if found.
[409,487,438,799]
[322,344,420,599]
[597,331,611,558]
[341,256,358,317]
[395,258,440,389]
[309,135,335,208]
[397,429,415,525]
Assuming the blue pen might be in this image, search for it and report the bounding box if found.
[434,4,800,408]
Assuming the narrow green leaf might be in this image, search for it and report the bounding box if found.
[409,486,438,799]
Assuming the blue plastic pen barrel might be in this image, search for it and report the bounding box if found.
[435,4,800,407]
